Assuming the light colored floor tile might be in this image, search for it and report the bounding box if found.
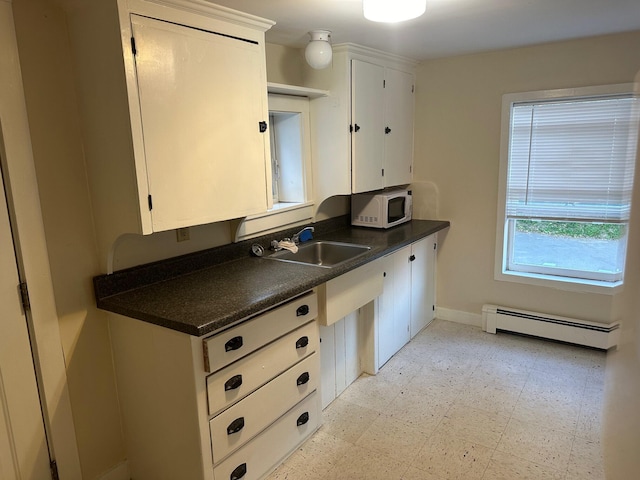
[355,413,430,462]
[575,401,603,442]
[455,377,522,417]
[276,430,349,479]
[337,374,402,413]
[496,418,574,471]
[325,444,409,480]
[511,392,581,435]
[482,450,565,480]
[401,466,446,480]
[320,397,380,443]
[434,404,509,449]
[412,430,493,480]
[566,436,605,480]
[385,385,455,431]
[271,321,606,480]
[375,353,423,386]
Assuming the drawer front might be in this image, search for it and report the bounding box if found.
[210,353,319,464]
[213,391,320,480]
[207,321,319,416]
[204,291,317,373]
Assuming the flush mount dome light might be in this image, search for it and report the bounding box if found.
[363,0,427,23]
[304,30,333,69]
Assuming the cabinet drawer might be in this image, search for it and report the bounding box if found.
[213,391,320,480]
[204,291,317,373]
[207,321,319,416]
[210,353,319,464]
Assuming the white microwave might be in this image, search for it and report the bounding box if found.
[351,188,413,228]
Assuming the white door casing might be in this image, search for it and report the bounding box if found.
[0,164,50,479]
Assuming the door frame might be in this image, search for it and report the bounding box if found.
[0,1,81,478]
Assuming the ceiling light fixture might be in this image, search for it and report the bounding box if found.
[304,30,332,69]
[363,0,426,23]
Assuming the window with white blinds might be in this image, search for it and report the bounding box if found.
[496,85,640,290]
[507,95,640,223]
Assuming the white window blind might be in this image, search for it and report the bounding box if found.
[506,95,640,222]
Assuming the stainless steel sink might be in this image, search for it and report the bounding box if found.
[264,240,371,268]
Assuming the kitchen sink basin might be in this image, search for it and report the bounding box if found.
[265,240,371,268]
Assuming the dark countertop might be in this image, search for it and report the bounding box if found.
[94,216,450,337]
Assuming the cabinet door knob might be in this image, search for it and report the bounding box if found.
[296,304,310,316]
[385,126,391,134]
[227,417,245,435]
[258,121,268,133]
[224,374,243,391]
[296,336,309,349]
[230,463,247,480]
[297,372,310,386]
[297,412,310,426]
[225,336,243,352]
[354,123,361,132]
[409,254,416,262]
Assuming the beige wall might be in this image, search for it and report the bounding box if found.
[12,0,125,478]
[414,30,640,323]
[602,72,640,480]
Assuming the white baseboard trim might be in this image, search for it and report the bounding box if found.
[97,461,130,480]
[436,307,483,327]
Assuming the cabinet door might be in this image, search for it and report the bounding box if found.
[410,235,436,337]
[378,246,411,367]
[384,68,414,187]
[131,15,269,232]
[351,59,385,193]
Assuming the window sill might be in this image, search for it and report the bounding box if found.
[234,202,314,241]
[495,269,624,295]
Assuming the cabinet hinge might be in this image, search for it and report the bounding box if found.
[434,243,437,250]
[50,460,59,480]
[383,79,386,88]
[131,37,137,56]
[19,282,30,312]
[432,305,435,311]
[148,194,153,211]
[381,168,385,177]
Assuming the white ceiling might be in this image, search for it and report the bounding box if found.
[208,0,640,61]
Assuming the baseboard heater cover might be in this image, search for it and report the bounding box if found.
[482,304,620,350]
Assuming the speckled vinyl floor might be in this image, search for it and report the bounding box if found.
[267,319,606,480]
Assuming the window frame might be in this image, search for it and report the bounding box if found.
[494,83,638,294]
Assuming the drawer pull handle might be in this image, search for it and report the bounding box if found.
[227,417,245,435]
[296,305,310,316]
[297,412,310,426]
[296,336,309,349]
[230,463,247,480]
[224,374,243,391]
[225,336,243,352]
[297,372,310,386]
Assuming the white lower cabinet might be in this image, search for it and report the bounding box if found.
[213,392,320,480]
[109,291,320,480]
[377,233,438,369]
[378,246,412,367]
[410,235,437,337]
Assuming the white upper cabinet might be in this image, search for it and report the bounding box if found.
[351,59,385,193]
[305,44,416,203]
[68,0,274,265]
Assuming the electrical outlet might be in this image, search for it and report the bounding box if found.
[176,227,190,242]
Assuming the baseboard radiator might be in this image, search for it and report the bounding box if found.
[482,304,620,350]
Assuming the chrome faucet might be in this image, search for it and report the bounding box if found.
[292,226,315,245]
